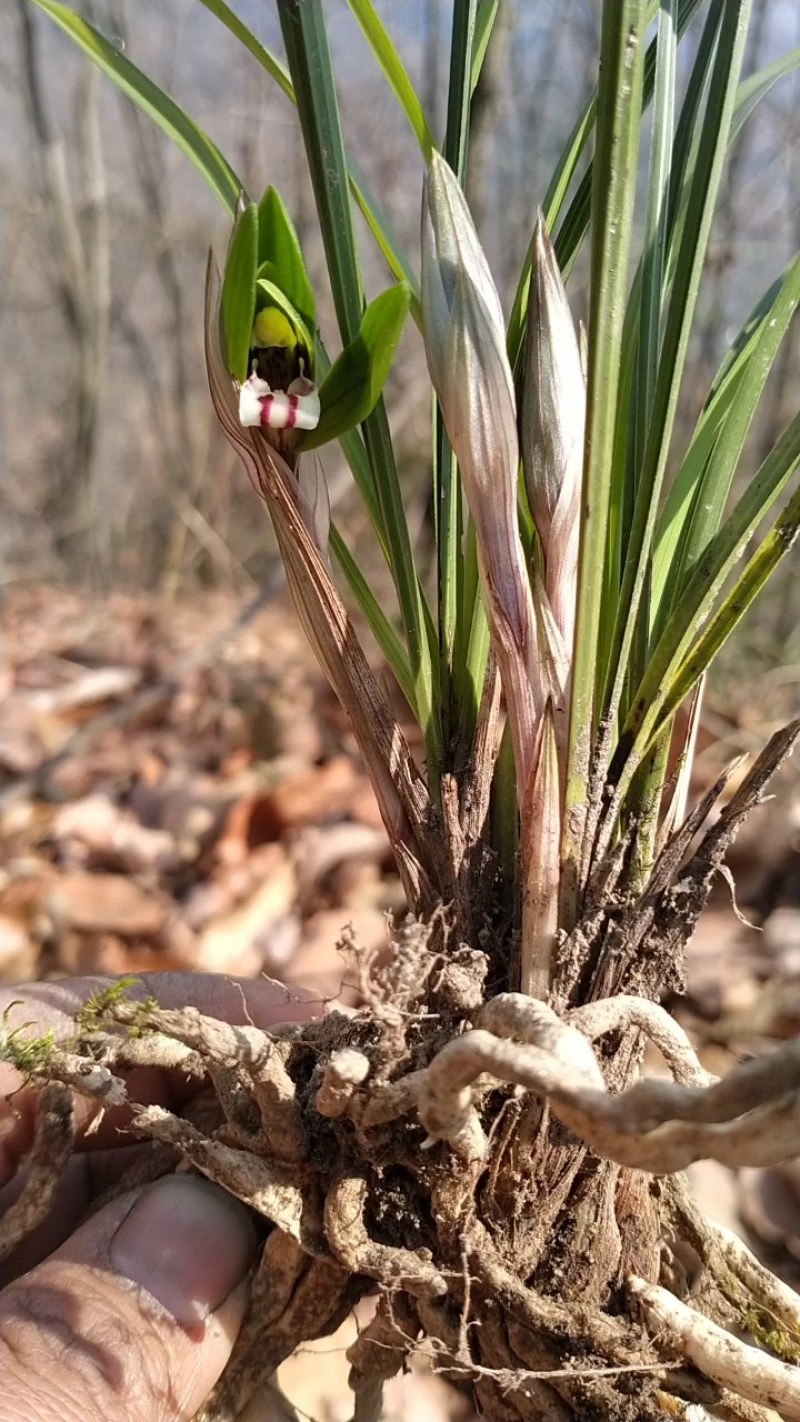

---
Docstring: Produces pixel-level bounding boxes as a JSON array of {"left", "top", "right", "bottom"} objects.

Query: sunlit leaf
[
  {"left": 221, "top": 202, "right": 258, "bottom": 381},
  {"left": 303, "top": 284, "right": 410, "bottom": 450},
  {"left": 257, "top": 186, "right": 316, "bottom": 337},
  {"left": 29, "top": 0, "right": 242, "bottom": 213}
]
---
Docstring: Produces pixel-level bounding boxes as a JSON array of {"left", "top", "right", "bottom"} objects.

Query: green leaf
[
  {"left": 329, "top": 527, "right": 415, "bottom": 711},
  {"left": 507, "top": 0, "right": 704, "bottom": 368},
  {"left": 257, "top": 187, "right": 316, "bottom": 336},
  {"left": 653, "top": 252, "right": 800, "bottom": 632},
  {"left": 255, "top": 277, "right": 314, "bottom": 363},
  {"left": 346, "top": 155, "right": 422, "bottom": 319},
  {"left": 346, "top": 0, "right": 435, "bottom": 160},
  {"left": 651, "top": 270, "right": 785, "bottom": 619},
  {"left": 200, "top": 0, "right": 420, "bottom": 317},
  {"left": 630, "top": 407, "right": 800, "bottom": 757},
  {"left": 28, "top": 0, "right": 242, "bottom": 213},
  {"left": 627, "top": 0, "right": 679, "bottom": 694},
  {"left": 652, "top": 477, "right": 800, "bottom": 743},
  {"left": 197, "top": 0, "right": 295, "bottom": 102},
  {"left": 471, "top": 0, "right": 502, "bottom": 93},
  {"left": 561, "top": 0, "right": 648, "bottom": 920},
  {"left": 437, "top": 1, "right": 477, "bottom": 758},
  {"left": 730, "top": 45, "right": 800, "bottom": 144},
  {"left": 303, "top": 285, "right": 410, "bottom": 450},
  {"left": 279, "top": 0, "right": 441, "bottom": 778},
  {"left": 221, "top": 202, "right": 258, "bottom": 381},
  {"left": 600, "top": 0, "right": 751, "bottom": 726}
]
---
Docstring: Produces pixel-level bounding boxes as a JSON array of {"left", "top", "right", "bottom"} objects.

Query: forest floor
[{"left": 3, "top": 581, "right": 800, "bottom": 1421}]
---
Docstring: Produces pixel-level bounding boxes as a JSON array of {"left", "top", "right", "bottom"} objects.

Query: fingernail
[{"left": 110, "top": 1175, "right": 257, "bottom": 1326}]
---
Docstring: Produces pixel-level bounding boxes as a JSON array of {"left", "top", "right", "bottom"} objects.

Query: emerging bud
[
  {"left": 520, "top": 215, "right": 585, "bottom": 651},
  {"left": 421, "top": 155, "right": 506, "bottom": 405},
  {"left": 421, "top": 154, "right": 553, "bottom": 794}
]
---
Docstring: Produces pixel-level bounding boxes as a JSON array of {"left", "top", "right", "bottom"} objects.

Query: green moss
[
  {"left": 75, "top": 976, "right": 154, "bottom": 1036},
  {"left": 741, "top": 1304, "right": 800, "bottom": 1364},
  {"left": 1, "top": 1002, "right": 58, "bottom": 1077}
]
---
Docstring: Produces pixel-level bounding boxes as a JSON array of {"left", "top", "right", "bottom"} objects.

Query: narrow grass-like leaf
[
  {"left": 437, "top": 0, "right": 478, "bottom": 756},
  {"left": 628, "top": 0, "right": 678, "bottom": 694},
  {"left": 621, "top": 409, "right": 800, "bottom": 784},
  {"left": 221, "top": 202, "right": 258, "bottom": 381},
  {"left": 328, "top": 526, "right": 414, "bottom": 710},
  {"left": 29, "top": 0, "right": 242, "bottom": 213},
  {"left": 198, "top": 0, "right": 294, "bottom": 100},
  {"left": 730, "top": 45, "right": 800, "bottom": 144},
  {"left": 199, "top": 0, "right": 420, "bottom": 314},
  {"left": 346, "top": 0, "right": 435, "bottom": 160},
  {"left": 601, "top": 1, "right": 751, "bottom": 735},
  {"left": 635, "top": 0, "right": 677, "bottom": 495},
  {"left": 662, "top": 0, "right": 723, "bottom": 243},
  {"left": 508, "top": 0, "right": 702, "bottom": 371},
  {"left": 561, "top": 0, "right": 648, "bottom": 921},
  {"left": 666, "top": 251, "right": 800, "bottom": 610},
  {"left": 278, "top": 0, "right": 441, "bottom": 776},
  {"left": 346, "top": 154, "right": 421, "bottom": 316},
  {"left": 651, "top": 268, "right": 788, "bottom": 628},
  {"left": 444, "top": 0, "right": 477, "bottom": 178},
  {"left": 471, "top": 0, "right": 501, "bottom": 94},
  {"left": 303, "top": 284, "right": 410, "bottom": 449},
  {"left": 278, "top": 2, "right": 363, "bottom": 343},
  {"left": 648, "top": 474, "right": 800, "bottom": 748}
]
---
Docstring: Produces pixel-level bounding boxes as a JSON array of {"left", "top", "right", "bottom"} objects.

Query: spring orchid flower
[{"left": 238, "top": 303, "right": 320, "bottom": 454}]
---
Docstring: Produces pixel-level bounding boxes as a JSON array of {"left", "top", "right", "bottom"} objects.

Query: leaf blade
[{"left": 29, "top": 0, "right": 242, "bottom": 213}]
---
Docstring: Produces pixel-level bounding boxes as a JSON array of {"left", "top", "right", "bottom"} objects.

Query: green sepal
[
  {"left": 255, "top": 275, "right": 315, "bottom": 364},
  {"left": 221, "top": 200, "right": 258, "bottom": 381},
  {"left": 301, "top": 283, "right": 409, "bottom": 450},
  {"left": 257, "top": 186, "right": 316, "bottom": 337}
]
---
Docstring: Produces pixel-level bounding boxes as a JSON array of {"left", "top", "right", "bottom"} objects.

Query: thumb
[{"left": 0, "top": 1174, "right": 259, "bottom": 1422}]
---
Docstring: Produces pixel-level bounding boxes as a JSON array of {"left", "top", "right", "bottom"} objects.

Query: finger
[
  {"left": 0, "top": 1174, "right": 259, "bottom": 1422},
  {"left": 1, "top": 1142, "right": 152, "bottom": 1281},
  {"left": 1, "top": 972, "right": 325, "bottom": 1180},
  {"left": 2, "top": 969, "right": 321, "bottom": 1044}
]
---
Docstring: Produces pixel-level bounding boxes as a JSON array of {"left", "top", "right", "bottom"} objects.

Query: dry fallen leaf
[
  {"left": 48, "top": 871, "right": 167, "bottom": 938},
  {"left": 193, "top": 847, "right": 298, "bottom": 977}
]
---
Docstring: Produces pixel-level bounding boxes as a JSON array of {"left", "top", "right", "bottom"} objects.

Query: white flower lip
[{"left": 238, "top": 372, "right": 320, "bottom": 432}]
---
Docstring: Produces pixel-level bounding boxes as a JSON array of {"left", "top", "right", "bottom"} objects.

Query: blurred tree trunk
[{"left": 14, "top": 0, "right": 110, "bottom": 568}]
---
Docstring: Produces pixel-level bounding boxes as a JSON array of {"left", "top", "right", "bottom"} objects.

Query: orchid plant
[
  {"left": 17, "top": 2, "right": 800, "bottom": 1416},
  {"left": 29, "top": 1, "right": 800, "bottom": 1006}
]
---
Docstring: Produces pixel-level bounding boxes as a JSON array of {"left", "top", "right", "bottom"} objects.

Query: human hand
[{"left": 0, "top": 972, "right": 320, "bottom": 1422}]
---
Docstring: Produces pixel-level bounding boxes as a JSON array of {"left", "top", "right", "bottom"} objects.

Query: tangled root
[{"left": 4, "top": 912, "right": 800, "bottom": 1422}]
